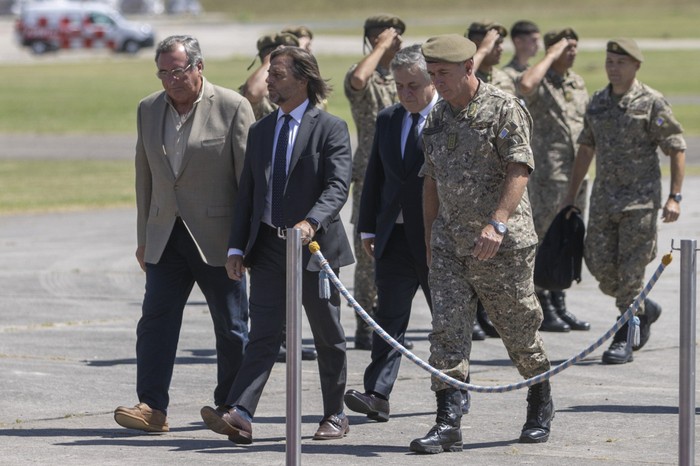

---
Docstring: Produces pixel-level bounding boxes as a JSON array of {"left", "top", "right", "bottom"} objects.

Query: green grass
[
  {"left": 201, "top": 0, "right": 700, "bottom": 38},
  {"left": 0, "top": 159, "right": 134, "bottom": 213},
  {"left": 2, "top": 0, "right": 699, "bottom": 214},
  {"left": 1, "top": 50, "right": 697, "bottom": 135}
]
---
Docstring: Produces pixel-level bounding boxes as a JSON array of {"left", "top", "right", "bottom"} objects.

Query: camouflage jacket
[
  {"left": 502, "top": 57, "right": 527, "bottom": 83},
  {"left": 344, "top": 63, "right": 398, "bottom": 182},
  {"left": 578, "top": 80, "right": 686, "bottom": 212},
  {"left": 476, "top": 67, "right": 516, "bottom": 95},
  {"left": 521, "top": 68, "right": 588, "bottom": 182},
  {"left": 420, "top": 81, "right": 538, "bottom": 256}
]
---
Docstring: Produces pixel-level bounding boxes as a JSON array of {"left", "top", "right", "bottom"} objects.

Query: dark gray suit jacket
[
  {"left": 358, "top": 103, "right": 427, "bottom": 262},
  {"left": 229, "top": 104, "right": 354, "bottom": 270}
]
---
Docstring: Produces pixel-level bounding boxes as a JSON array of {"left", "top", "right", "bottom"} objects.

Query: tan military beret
[
  {"left": 607, "top": 38, "right": 644, "bottom": 63},
  {"left": 466, "top": 21, "right": 507, "bottom": 39},
  {"left": 281, "top": 25, "right": 314, "bottom": 40},
  {"left": 364, "top": 14, "right": 406, "bottom": 35},
  {"left": 256, "top": 32, "right": 299, "bottom": 57},
  {"left": 422, "top": 34, "right": 477, "bottom": 63},
  {"left": 543, "top": 27, "right": 579, "bottom": 48}
]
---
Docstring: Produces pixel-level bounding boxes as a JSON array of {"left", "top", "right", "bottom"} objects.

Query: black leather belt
[{"left": 260, "top": 222, "right": 287, "bottom": 239}]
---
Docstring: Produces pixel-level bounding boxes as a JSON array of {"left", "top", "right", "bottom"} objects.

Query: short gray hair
[
  {"left": 155, "top": 35, "right": 203, "bottom": 67},
  {"left": 391, "top": 44, "right": 429, "bottom": 80}
]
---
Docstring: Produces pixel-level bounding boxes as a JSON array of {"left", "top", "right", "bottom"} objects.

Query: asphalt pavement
[
  {"left": 0, "top": 173, "right": 699, "bottom": 465},
  {"left": 1, "top": 14, "right": 699, "bottom": 465}
]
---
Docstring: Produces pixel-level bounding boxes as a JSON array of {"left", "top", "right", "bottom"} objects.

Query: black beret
[
  {"left": 364, "top": 14, "right": 406, "bottom": 35},
  {"left": 466, "top": 21, "right": 507, "bottom": 39},
  {"left": 543, "top": 27, "right": 579, "bottom": 48}
]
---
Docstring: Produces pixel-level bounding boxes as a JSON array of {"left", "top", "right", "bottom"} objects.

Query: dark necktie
[
  {"left": 271, "top": 114, "right": 292, "bottom": 228},
  {"left": 403, "top": 112, "right": 421, "bottom": 168}
]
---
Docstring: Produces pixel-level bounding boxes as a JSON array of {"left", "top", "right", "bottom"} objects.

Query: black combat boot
[
  {"left": 550, "top": 290, "right": 590, "bottom": 330},
  {"left": 602, "top": 322, "right": 633, "bottom": 364},
  {"left": 409, "top": 389, "right": 463, "bottom": 454},
  {"left": 460, "top": 374, "right": 471, "bottom": 414},
  {"left": 633, "top": 298, "right": 662, "bottom": 351},
  {"left": 472, "top": 317, "right": 486, "bottom": 341},
  {"left": 476, "top": 300, "right": 500, "bottom": 338},
  {"left": 519, "top": 381, "right": 554, "bottom": 443},
  {"left": 537, "top": 290, "right": 570, "bottom": 332}
]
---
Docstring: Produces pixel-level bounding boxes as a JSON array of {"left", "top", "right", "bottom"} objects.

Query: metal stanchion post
[
  {"left": 679, "top": 239, "right": 696, "bottom": 466},
  {"left": 286, "top": 228, "right": 302, "bottom": 466}
]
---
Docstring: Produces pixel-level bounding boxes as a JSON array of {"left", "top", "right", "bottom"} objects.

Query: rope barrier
[{"left": 310, "top": 242, "right": 672, "bottom": 393}]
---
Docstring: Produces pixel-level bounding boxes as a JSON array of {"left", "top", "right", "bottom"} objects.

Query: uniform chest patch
[{"left": 447, "top": 133, "right": 457, "bottom": 150}]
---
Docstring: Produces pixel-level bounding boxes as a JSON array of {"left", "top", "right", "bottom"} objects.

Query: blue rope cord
[{"left": 309, "top": 242, "right": 672, "bottom": 393}]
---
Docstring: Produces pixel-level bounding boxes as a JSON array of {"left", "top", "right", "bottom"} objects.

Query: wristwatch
[
  {"left": 488, "top": 219, "right": 508, "bottom": 236},
  {"left": 669, "top": 193, "right": 683, "bottom": 202}
]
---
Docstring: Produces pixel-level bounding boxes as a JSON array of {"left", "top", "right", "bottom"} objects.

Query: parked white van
[{"left": 15, "top": 1, "right": 155, "bottom": 54}]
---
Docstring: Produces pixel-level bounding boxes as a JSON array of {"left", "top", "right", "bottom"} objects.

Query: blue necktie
[
  {"left": 271, "top": 114, "right": 291, "bottom": 228},
  {"left": 403, "top": 112, "right": 421, "bottom": 168}
]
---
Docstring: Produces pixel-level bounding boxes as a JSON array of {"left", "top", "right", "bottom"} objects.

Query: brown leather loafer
[
  {"left": 312, "top": 414, "right": 349, "bottom": 440},
  {"left": 114, "top": 402, "right": 169, "bottom": 433},
  {"left": 200, "top": 406, "right": 253, "bottom": 444}
]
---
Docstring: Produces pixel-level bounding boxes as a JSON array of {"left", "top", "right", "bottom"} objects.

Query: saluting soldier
[
  {"left": 517, "top": 27, "right": 590, "bottom": 333},
  {"left": 503, "top": 20, "right": 541, "bottom": 83},
  {"left": 344, "top": 14, "right": 404, "bottom": 350},
  {"left": 562, "top": 38, "right": 686, "bottom": 365},
  {"left": 465, "top": 22, "right": 516, "bottom": 94}
]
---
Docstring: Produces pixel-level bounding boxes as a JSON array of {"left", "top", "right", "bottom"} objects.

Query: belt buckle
[{"left": 276, "top": 227, "right": 287, "bottom": 239}]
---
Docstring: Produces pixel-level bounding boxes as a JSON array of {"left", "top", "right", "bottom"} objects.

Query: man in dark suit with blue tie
[
  {"left": 200, "top": 46, "right": 354, "bottom": 443},
  {"left": 343, "top": 45, "right": 439, "bottom": 422}
]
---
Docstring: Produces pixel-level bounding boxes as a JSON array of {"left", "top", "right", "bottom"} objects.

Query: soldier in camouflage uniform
[
  {"left": 344, "top": 14, "right": 403, "bottom": 350},
  {"left": 463, "top": 22, "right": 518, "bottom": 339},
  {"left": 409, "top": 35, "right": 554, "bottom": 454},
  {"left": 517, "top": 27, "right": 590, "bottom": 333},
  {"left": 502, "top": 20, "right": 540, "bottom": 83},
  {"left": 239, "top": 32, "right": 300, "bottom": 121},
  {"left": 563, "top": 38, "right": 686, "bottom": 365},
  {"left": 465, "top": 22, "right": 516, "bottom": 95}
]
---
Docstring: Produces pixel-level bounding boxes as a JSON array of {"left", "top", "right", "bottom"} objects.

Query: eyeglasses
[{"left": 156, "top": 63, "right": 193, "bottom": 80}]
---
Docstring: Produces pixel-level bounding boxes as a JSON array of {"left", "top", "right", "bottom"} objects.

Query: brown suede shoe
[
  {"left": 114, "top": 402, "right": 168, "bottom": 433},
  {"left": 200, "top": 406, "right": 253, "bottom": 444},
  {"left": 312, "top": 414, "right": 349, "bottom": 440}
]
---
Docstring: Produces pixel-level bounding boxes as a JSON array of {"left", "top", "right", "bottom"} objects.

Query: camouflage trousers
[
  {"left": 584, "top": 208, "right": 658, "bottom": 314},
  {"left": 428, "top": 244, "right": 551, "bottom": 391},
  {"left": 351, "top": 181, "right": 377, "bottom": 336}
]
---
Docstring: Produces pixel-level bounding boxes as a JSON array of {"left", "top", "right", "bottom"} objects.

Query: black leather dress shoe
[
  {"left": 344, "top": 389, "right": 390, "bottom": 422},
  {"left": 277, "top": 344, "right": 318, "bottom": 362},
  {"left": 403, "top": 338, "right": 414, "bottom": 350}
]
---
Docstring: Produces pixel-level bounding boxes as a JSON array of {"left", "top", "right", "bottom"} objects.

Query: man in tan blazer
[{"left": 114, "top": 35, "right": 255, "bottom": 433}]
